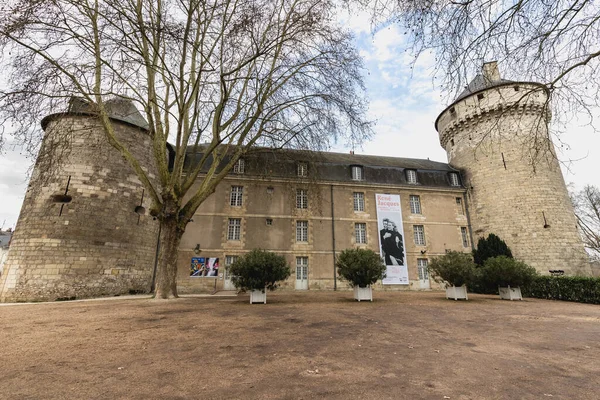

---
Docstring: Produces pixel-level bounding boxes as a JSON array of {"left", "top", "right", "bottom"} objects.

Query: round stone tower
[
  {"left": 436, "top": 62, "right": 589, "bottom": 275},
  {"left": 0, "top": 98, "right": 160, "bottom": 302}
]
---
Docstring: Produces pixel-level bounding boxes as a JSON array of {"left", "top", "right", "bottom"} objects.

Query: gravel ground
[{"left": 1, "top": 291, "right": 599, "bottom": 400}]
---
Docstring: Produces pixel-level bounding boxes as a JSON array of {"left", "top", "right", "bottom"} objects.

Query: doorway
[
  {"left": 295, "top": 256, "right": 308, "bottom": 290},
  {"left": 417, "top": 258, "right": 430, "bottom": 289},
  {"left": 224, "top": 255, "right": 238, "bottom": 290}
]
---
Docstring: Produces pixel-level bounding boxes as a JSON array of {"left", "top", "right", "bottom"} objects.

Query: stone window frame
[
  {"left": 227, "top": 218, "right": 242, "bottom": 241},
  {"left": 296, "top": 220, "right": 309, "bottom": 242},
  {"left": 230, "top": 186, "right": 243, "bottom": 207},
  {"left": 296, "top": 188, "right": 308, "bottom": 209},
  {"left": 355, "top": 222, "right": 367, "bottom": 244},
  {"left": 409, "top": 195, "right": 422, "bottom": 214},
  {"left": 413, "top": 225, "right": 426, "bottom": 246},
  {"left": 353, "top": 192, "right": 365, "bottom": 212}
]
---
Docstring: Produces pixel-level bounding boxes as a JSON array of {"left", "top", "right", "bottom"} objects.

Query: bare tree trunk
[{"left": 154, "top": 214, "right": 183, "bottom": 299}]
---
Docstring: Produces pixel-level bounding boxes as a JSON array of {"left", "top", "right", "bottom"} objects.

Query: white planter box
[
  {"left": 354, "top": 286, "right": 373, "bottom": 302},
  {"left": 499, "top": 286, "right": 522, "bottom": 301},
  {"left": 446, "top": 285, "right": 468, "bottom": 300},
  {"left": 250, "top": 289, "right": 267, "bottom": 304}
]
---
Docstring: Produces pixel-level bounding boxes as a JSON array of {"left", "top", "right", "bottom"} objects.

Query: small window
[
  {"left": 355, "top": 223, "right": 367, "bottom": 244},
  {"left": 417, "top": 259, "right": 429, "bottom": 280},
  {"left": 227, "top": 218, "right": 241, "bottom": 241},
  {"left": 296, "top": 220, "right": 308, "bottom": 242},
  {"left": 450, "top": 138, "right": 455, "bottom": 146},
  {"left": 449, "top": 107, "right": 456, "bottom": 115},
  {"left": 296, "top": 189, "right": 308, "bottom": 209},
  {"left": 233, "top": 158, "right": 245, "bottom": 174},
  {"left": 406, "top": 169, "right": 418, "bottom": 184},
  {"left": 297, "top": 162, "right": 308, "bottom": 177},
  {"left": 351, "top": 165, "right": 363, "bottom": 181},
  {"left": 353, "top": 192, "right": 365, "bottom": 212},
  {"left": 456, "top": 197, "right": 464, "bottom": 215},
  {"left": 409, "top": 195, "right": 421, "bottom": 214},
  {"left": 461, "top": 227, "right": 470, "bottom": 247},
  {"left": 449, "top": 172, "right": 460, "bottom": 187},
  {"left": 266, "top": 186, "right": 274, "bottom": 194},
  {"left": 514, "top": 86, "right": 520, "bottom": 91},
  {"left": 413, "top": 225, "right": 425, "bottom": 246},
  {"left": 230, "top": 186, "right": 243, "bottom": 206},
  {"left": 266, "top": 218, "right": 273, "bottom": 226},
  {"left": 477, "top": 93, "right": 485, "bottom": 100}
]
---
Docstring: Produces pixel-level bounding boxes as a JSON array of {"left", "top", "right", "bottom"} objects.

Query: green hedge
[{"left": 521, "top": 276, "right": 600, "bottom": 304}]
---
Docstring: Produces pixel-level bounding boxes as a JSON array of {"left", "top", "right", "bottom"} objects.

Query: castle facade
[{"left": 0, "top": 63, "right": 590, "bottom": 302}]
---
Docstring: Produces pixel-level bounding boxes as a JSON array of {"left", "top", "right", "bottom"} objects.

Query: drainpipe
[
  {"left": 330, "top": 185, "right": 337, "bottom": 291},
  {"left": 463, "top": 190, "right": 475, "bottom": 251}
]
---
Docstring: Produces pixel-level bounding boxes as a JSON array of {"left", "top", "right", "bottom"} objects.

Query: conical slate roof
[
  {"left": 67, "top": 97, "right": 149, "bottom": 130},
  {"left": 453, "top": 73, "right": 515, "bottom": 103}
]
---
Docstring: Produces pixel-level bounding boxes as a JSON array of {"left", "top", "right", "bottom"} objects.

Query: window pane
[
  {"left": 296, "top": 221, "right": 308, "bottom": 242},
  {"left": 297, "top": 163, "right": 308, "bottom": 177},
  {"left": 296, "top": 189, "right": 308, "bottom": 209},
  {"left": 413, "top": 225, "right": 425, "bottom": 245},
  {"left": 228, "top": 218, "right": 241, "bottom": 240},
  {"left": 406, "top": 169, "right": 418, "bottom": 184},
  {"left": 352, "top": 166, "right": 363, "bottom": 180},
  {"left": 355, "top": 223, "right": 367, "bottom": 244},
  {"left": 230, "top": 186, "right": 243, "bottom": 206},
  {"left": 353, "top": 192, "right": 364, "bottom": 211},
  {"left": 450, "top": 173, "right": 460, "bottom": 186},
  {"left": 409, "top": 195, "right": 421, "bottom": 214},
  {"left": 233, "top": 159, "right": 244, "bottom": 174}
]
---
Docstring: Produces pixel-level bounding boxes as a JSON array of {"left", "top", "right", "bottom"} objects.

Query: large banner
[
  {"left": 190, "top": 257, "right": 220, "bottom": 277},
  {"left": 376, "top": 194, "right": 409, "bottom": 285}
]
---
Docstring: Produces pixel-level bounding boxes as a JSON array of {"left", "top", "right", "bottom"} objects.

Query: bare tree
[
  {"left": 573, "top": 185, "right": 600, "bottom": 260},
  {"left": 359, "top": 0, "right": 600, "bottom": 134},
  {"left": 0, "top": 0, "right": 371, "bottom": 298}
]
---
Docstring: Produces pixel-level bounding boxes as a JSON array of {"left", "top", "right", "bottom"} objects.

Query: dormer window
[
  {"left": 351, "top": 165, "right": 363, "bottom": 181},
  {"left": 233, "top": 158, "right": 245, "bottom": 174},
  {"left": 297, "top": 162, "right": 308, "bottom": 177},
  {"left": 449, "top": 172, "right": 460, "bottom": 186},
  {"left": 406, "top": 169, "right": 417, "bottom": 184}
]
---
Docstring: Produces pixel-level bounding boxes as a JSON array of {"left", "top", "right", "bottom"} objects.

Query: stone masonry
[
  {"left": 0, "top": 106, "right": 160, "bottom": 302},
  {"left": 436, "top": 62, "right": 590, "bottom": 275}
]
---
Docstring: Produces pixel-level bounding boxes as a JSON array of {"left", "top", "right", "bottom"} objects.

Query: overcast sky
[{"left": 1, "top": 11, "right": 599, "bottom": 230}]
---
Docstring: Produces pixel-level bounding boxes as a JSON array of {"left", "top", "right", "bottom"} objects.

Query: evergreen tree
[{"left": 473, "top": 234, "right": 513, "bottom": 266}]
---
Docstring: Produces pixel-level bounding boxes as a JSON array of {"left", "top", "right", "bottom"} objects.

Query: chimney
[{"left": 482, "top": 61, "right": 500, "bottom": 82}]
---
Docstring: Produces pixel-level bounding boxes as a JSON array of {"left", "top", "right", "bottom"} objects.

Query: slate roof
[
  {"left": 184, "top": 147, "right": 462, "bottom": 189},
  {"left": 42, "top": 97, "right": 149, "bottom": 131},
  {"left": 454, "top": 74, "right": 515, "bottom": 103}
]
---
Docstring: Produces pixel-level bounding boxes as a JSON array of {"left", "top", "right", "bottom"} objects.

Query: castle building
[{"left": 0, "top": 62, "right": 590, "bottom": 302}]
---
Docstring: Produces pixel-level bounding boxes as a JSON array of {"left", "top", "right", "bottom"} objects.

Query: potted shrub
[
  {"left": 336, "top": 248, "right": 386, "bottom": 301},
  {"left": 428, "top": 251, "right": 476, "bottom": 300},
  {"left": 228, "top": 249, "right": 291, "bottom": 304},
  {"left": 480, "top": 256, "right": 538, "bottom": 300}
]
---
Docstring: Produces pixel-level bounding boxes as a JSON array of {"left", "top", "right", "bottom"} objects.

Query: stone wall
[
  {"left": 437, "top": 83, "right": 590, "bottom": 275},
  {"left": 176, "top": 177, "right": 468, "bottom": 293},
  {"left": 0, "top": 115, "right": 160, "bottom": 302}
]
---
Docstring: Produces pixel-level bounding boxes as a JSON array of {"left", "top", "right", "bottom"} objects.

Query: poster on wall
[
  {"left": 375, "top": 193, "right": 409, "bottom": 285},
  {"left": 190, "top": 257, "right": 220, "bottom": 277}
]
